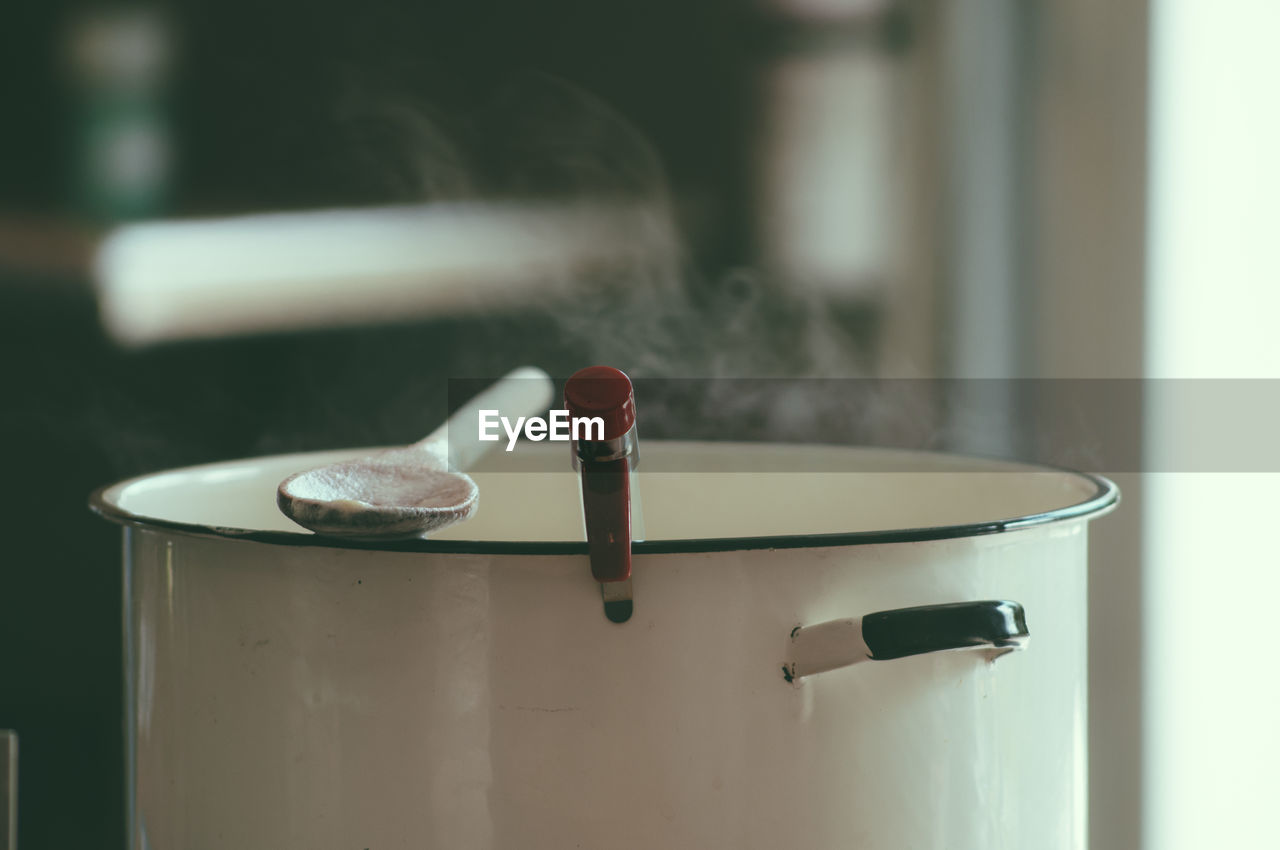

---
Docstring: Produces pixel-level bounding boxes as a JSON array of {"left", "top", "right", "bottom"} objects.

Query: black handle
[
  {"left": 785, "top": 600, "right": 1029, "bottom": 681},
  {"left": 862, "top": 600, "right": 1028, "bottom": 661}
]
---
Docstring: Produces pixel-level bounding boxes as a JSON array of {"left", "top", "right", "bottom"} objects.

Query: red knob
[{"left": 564, "top": 366, "right": 636, "bottom": 442}]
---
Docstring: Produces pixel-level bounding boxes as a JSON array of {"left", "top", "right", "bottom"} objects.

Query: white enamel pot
[{"left": 92, "top": 441, "right": 1116, "bottom": 850}]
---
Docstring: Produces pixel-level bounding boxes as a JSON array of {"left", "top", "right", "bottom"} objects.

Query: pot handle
[{"left": 783, "top": 600, "right": 1028, "bottom": 682}]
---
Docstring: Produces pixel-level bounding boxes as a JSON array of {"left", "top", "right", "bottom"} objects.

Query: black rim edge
[{"left": 87, "top": 469, "right": 1119, "bottom": 556}]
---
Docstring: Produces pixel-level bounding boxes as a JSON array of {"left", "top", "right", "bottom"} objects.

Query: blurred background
[{"left": 1, "top": 0, "right": 1276, "bottom": 848}]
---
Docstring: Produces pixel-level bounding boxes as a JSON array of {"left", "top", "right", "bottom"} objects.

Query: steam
[
  {"left": 323, "top": 70, "right": 887, "bottom": 448},
  {"left": 330, "top": 73, "right": 851, "bottom": 350},
  {"left": 478, "top": 76, "right": 868, "bottom": 381},
  {"left": 329, "top": 76, "right": 476, "bottom": 202}
]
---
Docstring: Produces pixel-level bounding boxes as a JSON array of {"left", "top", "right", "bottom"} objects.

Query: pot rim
[{"left": 88, "top": 444, "right": 1119, "bottom": 555}]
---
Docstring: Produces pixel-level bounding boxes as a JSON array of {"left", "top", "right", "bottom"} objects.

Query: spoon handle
[{"left": 419, "top": 366, "right": 554, "bottom": 470}]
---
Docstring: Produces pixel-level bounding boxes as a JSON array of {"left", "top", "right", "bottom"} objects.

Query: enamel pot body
[{"left": 96, "top": 442, "right": 1115, "bottom": 850}]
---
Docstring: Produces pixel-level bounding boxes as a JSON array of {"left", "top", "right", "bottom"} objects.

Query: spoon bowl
[
  {"left": 277, "top": 447, "right": 479, "bottom": 538},
  {"left": 277, "top": 367, "right": 553, "bottom": 538}
]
